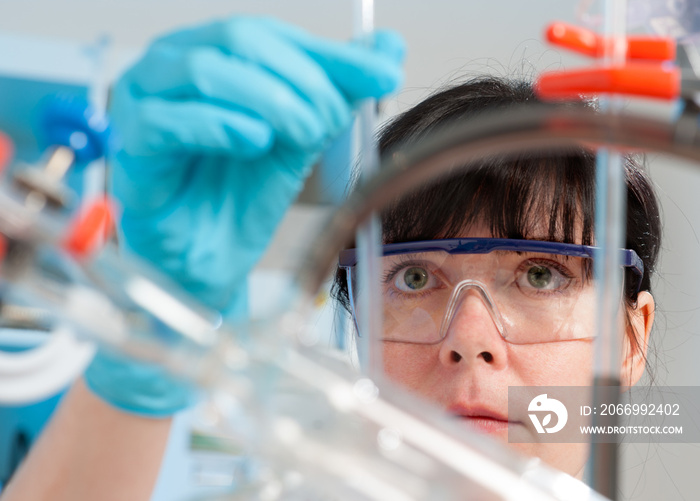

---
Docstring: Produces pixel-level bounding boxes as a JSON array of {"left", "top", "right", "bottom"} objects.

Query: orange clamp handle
[
  {"left": 63, "top": 197, "right": 116, "bottom": 259},
  {"left": 546, "top": 22, "right": 676, "bottom": 61},
  {"left": 0, "top": 234, "right": 8, "bottom": 268},
  {"left": 535, "top": 63, "right": 681, "bottom": 101},
  {"left": 0, "top": 132, "right": 14, "bottom": 174}
]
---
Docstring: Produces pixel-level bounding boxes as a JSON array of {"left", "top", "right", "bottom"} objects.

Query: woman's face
[
  {"left": 382, "top": 311, "right": 594, "bottom": 475},
  {"left": 377, "top": 224, "right": 651, "bottom": 477}
]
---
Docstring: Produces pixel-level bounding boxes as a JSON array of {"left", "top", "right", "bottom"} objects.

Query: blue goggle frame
[{"left": 339, "top": 237, "right": 644, "bottom": 293}]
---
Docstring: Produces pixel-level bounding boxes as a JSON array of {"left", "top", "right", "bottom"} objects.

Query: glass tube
[
  {"left": 590, "top": 1, "right": 628, "bottom": 497},
  {"left": 353, "top": 0, "right": 383, "bottom": 376}
]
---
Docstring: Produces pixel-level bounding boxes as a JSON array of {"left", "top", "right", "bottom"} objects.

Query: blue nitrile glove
[
  {"left": 85, "top": 17, "right": 405, "bottom": 416},
  {"left": 110, "top": 17, "right": 404, "bottom": 316},
  {"left": 85, "top": 349, "right": 197, "bottom": 418}
]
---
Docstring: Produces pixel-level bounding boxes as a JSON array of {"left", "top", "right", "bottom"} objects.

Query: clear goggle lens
[{"left": 342, "top": 239, "right": 642, "bottom": 345}]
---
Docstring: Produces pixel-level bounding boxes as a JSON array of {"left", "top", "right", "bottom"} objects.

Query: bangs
[{"left": 380, "top": 150, "right": 597, "bottom": 247}]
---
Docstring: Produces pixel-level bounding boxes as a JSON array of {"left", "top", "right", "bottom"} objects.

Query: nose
[{"left": 438, "top": 281, "right": 508, "bottom": 368}]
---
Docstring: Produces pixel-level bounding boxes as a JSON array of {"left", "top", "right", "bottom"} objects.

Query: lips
[{"left": 448, "top": 405, "right": 515, "bottom": 434}]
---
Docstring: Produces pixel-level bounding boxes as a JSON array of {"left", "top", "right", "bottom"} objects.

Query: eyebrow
[{"left": 385, "top": 249, "right": 585, "bottom": 264}]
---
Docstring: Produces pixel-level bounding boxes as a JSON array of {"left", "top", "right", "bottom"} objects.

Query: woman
[
  {"left": 1, "top": 17, "right": 658, "bottom": 500},
  {"left": 333, "top": 77, "right": 659, "bottom": 476}
]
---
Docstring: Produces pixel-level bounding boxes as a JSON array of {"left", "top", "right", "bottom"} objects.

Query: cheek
[
  {"left": 507, "top": 340, "right": 594, "bottom": 476},
  {"left": 507, "top": 338, "right": 595, "bottom": 386},
  {"left": 382, "top": 340, "right": 596, "bottom": 390},
  {"left": 381, "top": 338, "right": 595, "bottom": 478},
  {"left": 382, "top": 342, "right": 440, "bottom": 394}
]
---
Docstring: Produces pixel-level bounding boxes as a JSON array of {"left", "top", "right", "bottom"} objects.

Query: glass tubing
[
  {"left": 592, "top": 0, "right": 628, "bottom": 497},
  {"left": 353, "top": 0, "right": 384, "bottom": 375}
]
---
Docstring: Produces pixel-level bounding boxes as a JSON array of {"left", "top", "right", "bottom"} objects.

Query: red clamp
[
  {"left": 545, "top": 22, "right": 675, "bottom": 61},
  {"left": 0, "top": 132, "right": 14, "bottom": 174},
  {"left": 536, "top": 22, "right": 679, "bottom": 101},
  {"left": 63, "top": 197, "right": 117, "bottom": 259}
]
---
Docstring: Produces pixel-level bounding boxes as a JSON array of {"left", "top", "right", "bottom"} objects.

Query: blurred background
[{"left": 0, "top": 1, "right": 699, "bottom": 499}]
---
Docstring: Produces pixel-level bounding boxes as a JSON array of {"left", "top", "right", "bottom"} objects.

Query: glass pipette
[
  {"left": 589, "top": 0, "right": 628, "bottom": 497},
  {"left": 353, "top": 0, "right": 384, "bottom": 376}
]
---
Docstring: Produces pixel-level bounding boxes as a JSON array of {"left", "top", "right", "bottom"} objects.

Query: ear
[{"left": 620, "top": 291, "right": 655, "bottom": 386}]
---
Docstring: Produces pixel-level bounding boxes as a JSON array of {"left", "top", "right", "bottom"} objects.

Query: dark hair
[{"left": 332, "top": 76, "right": 661, "bottom": 336}]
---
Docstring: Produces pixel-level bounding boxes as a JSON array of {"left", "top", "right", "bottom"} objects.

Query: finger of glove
[
  {"left": 125, "top": 45, "right": 333, "bottom": 149},
  {"left": 155, "top": 17, "right": 405, "bottom": 101},
  {"left": 157, "top": 21, "right": 351, "bottom": 136},
  {"left": 282, "top": 27, "right": 405, "bottom": 101},
  {"left": 113, "top": 91, "right": 274, "bottom": 159}
]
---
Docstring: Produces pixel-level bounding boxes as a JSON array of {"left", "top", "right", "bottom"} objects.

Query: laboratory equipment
[
  {"left": 0, "top": 100, "right": 624, "bottom": 501},
  {"left": 0, "top": 96, "right": 111, "bottom": 405},
  {"left": 535, "top": 19, "right": 684, "bottom": 497},
  {"left": 2, "top": 13, "right": 700, "bottom": 501},
  {"left": 353, "top": 0, "right": 384, "bottom": 377}
]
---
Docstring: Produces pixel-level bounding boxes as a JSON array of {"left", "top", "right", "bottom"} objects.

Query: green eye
[
  {"left": 527, "top": 265, "right": 552, "bottom": 289},
  {"left": 403, "top": 267, "right": 429, "bottom": 290}
]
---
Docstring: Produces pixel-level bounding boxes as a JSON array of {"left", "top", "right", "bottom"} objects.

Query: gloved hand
[
  {"left": 85, "top": 17, "right": 405, "bottom": 416},
  {"left": 109, "top": 16, "right": 404, "bottom": 317}
]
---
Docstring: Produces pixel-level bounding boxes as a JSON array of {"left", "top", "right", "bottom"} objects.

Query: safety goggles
[{"left": 339, "top": 238, "right": 643, "bottom": 345}]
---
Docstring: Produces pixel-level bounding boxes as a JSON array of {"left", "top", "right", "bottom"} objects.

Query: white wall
[{"left": 0, "top": 0, "right": 589, "bottom": 113}]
